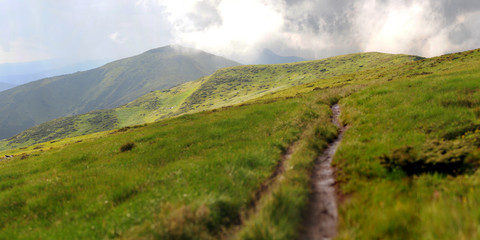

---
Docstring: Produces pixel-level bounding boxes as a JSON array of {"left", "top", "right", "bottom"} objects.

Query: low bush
[
  {"left": 120, "top": 142, "right": 135, "bottom": 152},
  {"left": 379, "top": 139, "right": 479, "bottom": 176}
]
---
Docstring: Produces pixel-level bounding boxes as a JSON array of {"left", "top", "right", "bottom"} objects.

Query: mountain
[
  {"left": 0, "top": 48, "right": 479, "bottom": 239},
  {"left": 1, "top": 52, "right": 421, "bottom": 149},
  {"left": 0, "top": 59, "right": 110, "bottom": 85},
  {"left": 0, "top": 45, "right": 240, "bottom": 139},
  {"left": 0, "top": 82, "right": 16, "bottom": 92},
  {"left": 251, "top": 48, "right": 307, "bottom": 64}
]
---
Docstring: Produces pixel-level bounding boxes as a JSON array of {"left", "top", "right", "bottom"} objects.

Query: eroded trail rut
[{"left": 300, "top": 104, "right": 345, "bottom": 240}]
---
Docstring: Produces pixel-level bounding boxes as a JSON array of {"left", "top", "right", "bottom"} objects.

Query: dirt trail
[
  {"left": 250, "top": 146, "right": 292, "bottom": 209},
  {"left": 300, "top": 104, "right": 345, "bottom": 240},
  {"left": 225, "top": 142, "right": 296, "bottom": 239}
]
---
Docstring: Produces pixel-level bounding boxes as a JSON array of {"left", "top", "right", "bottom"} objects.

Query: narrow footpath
[{"left": 300, "top": 103, "right": 345, "bottom": 240}]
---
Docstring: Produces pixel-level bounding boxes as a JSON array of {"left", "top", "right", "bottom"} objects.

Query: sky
[{"left": 1, "top": 0, "right": 480, "bottom": 64}]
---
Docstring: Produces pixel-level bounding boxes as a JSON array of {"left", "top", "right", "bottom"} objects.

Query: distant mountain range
[
  {"left": 0, "top": 82, "right": 16, "bottom": 92},
  {"left": 0, "top": 45, "right": 240, "bottom": 139},
  {"left": 0, "top": 59, "right": 110, "bottom": 86},
  {"left": 0, "top": 48, "right": 305, "bottom": 88},
  {"left": 251, "top": 48, "right": 308, "bottom": 64}
]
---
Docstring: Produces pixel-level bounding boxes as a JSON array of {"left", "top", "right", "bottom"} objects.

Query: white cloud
[
  {"left": 155, "top": 0, "right": 480, "bottom": 60},
  {"left": 352, "top": 0, "right": 439, "bottom": 56},
  {"left": 1, "top": 0, "right": 479, "bottom": 64},
  {"left": 109, "top": 32, "right": 124, "bottom": 44},
  {"left": 0, "top": 0, "right": 173, "bottom": 64},
  {"left": 351, "top": 0, "right": 480, "bottom": 57},
  {"left": 157, "top": 0, "right": 285, "bottom": 60}
]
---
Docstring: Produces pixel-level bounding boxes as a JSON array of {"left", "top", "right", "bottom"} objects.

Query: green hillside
[
  {"left": 0, "top": 52, "right": 421, "bottom": 150},
  {"left": 0, "top": 87, "right": 336, "bottom": 239},
  {"left": 0, "top": 45, "right": 239, "bottom": 139},
  {"left": 0, "top": 48, "right": 479, "bottom": 239}
]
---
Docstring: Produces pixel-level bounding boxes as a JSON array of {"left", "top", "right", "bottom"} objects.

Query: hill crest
[{"left": 0, "top": 45, "right": 240, "bottom": 139}]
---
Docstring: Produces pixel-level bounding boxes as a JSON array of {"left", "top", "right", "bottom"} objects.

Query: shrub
[
  {"left": 120, "top": 142, "right": 135, "bottom": 152},
  {"left": 379, "top": 139, "right": 479, "bottom": 176}
]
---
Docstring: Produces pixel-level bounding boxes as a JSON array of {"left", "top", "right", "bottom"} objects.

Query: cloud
[
  {"left": 1, "top": 0, "right": 479, "bottom": 64},
  {"left": 155, "top": 0, "right": 480, "bottom": 60},
  {"left": 351, "top": 0, "right": 480, "bottom": 57},
  {"left": 187, "top": 1, "right": 222, "bottom": 31},
  {"left": 157, "top": 0, "right": 285, "bottom": 61},
  {"left": 352, "top": 0, "right": 441, "bottom": 56},
  {"left": 109, "top": 32, "right": 125, "bottom": 44},
  {"left": 0, "top": 0, "right": 173, "bottom": 64}
]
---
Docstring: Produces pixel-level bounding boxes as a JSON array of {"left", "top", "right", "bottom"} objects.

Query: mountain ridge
[
  {"left": 0, "top": 51, "right": 421, "bottom": 149},
  {"left": 0, "top": 45, "right": 240, "bottom": 139},
  {"left": 251, "top": 48, "right": 307, "bottom": 64},
  {"left": 0, "top": 59, "right": 110, "bottom": 85}
]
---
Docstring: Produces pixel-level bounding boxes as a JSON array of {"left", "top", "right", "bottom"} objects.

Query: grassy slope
[
  {"left": 1, "top": 49, "right": 478, "bottom": 239},
  {"left": 178, "top": 52, "right": 421, "bottom": 113},
  {"left": 0, "top": 45, "right": 239, "bottom": 139},
  {"left": 0, "top": 51, "right": 421, "bottom": 239},
  {"left": 231, "top": 48, "right": 480, "bottom": 239},
  {"left": 0, "top": 89, "right": 331, "bottom": 239},
  {"left": 335, "top": 49, "right": 480, "bottom": 239},
  {"left": 0, "top": 52, "right": 420, "bottom": 151}
]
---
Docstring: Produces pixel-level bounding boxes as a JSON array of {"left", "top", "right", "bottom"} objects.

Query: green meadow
[
  {"left": 0, "top": 48, "right": 479, "bottom": 239},
  {"left": 0, "top": 89, "right": 339, "bottom": 239}
]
